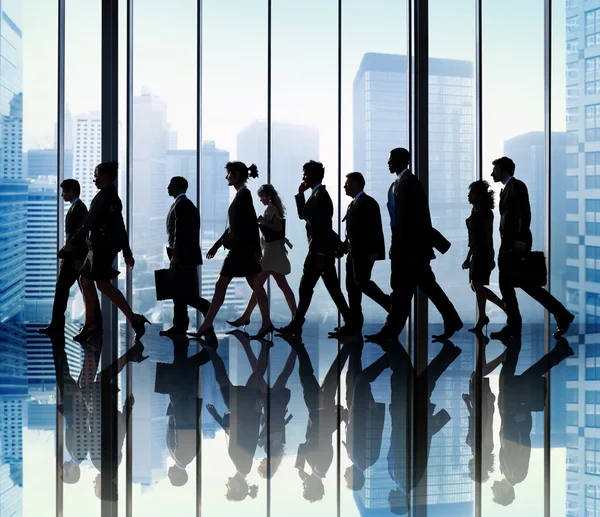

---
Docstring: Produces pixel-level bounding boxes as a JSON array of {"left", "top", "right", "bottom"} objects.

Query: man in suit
[
  {"left": 490, "top": 157, "right": 574, "bottom": 340},
  {"left": 279, "top": 160, "right": 353, "bottom": 336},
  {"left": 160, "top": 176, "right": 211, "bottom": 336},
  {"left": 366, "top": 147, "right": 462, "bottom": 343},
  {"left": 39, "top": 179, "right": 102, "bottom": 335},
  {"left": 332, "top": 172, "right": 389, "bottom": 337}
]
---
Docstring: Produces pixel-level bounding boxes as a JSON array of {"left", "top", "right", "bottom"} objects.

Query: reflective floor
[{"left": 3, "top": 320, "right": 581, "bottom": 516}]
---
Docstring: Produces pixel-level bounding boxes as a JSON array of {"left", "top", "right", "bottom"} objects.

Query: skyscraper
[
  {"left": 73, "top": 112, "right": 101, "bottom": 205},
  {"left": 353, "top": 53, "right": 474, "bottom": 321}
]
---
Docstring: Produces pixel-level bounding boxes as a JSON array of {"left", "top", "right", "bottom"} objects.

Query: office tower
[
  {"left": 26, "top": 148, "right": 73, "bottom": 182},
  {"left": 2, "top": 93, "right": 23, "bottom": 180},
  {"left": 24, "top": 176, "right": 57, "bottom": 322},
  {"left": 353, "top": 53, "right": 474, "bottom": 321},
  {"left": 73, "top": 112, "right": 101, "bottom": 205}
]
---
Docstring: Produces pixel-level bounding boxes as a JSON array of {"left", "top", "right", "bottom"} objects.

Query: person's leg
[
  {"left": 294, "top": 343, "right": 321, "bottom": 413},
  {"left": 172, "top": 297, "right": 190, "bottom": 330},
  {"left": 247, "top": 341, "right": 271, "bottom": 388},
  {"left": 345, "top": 343, "right": 364, "bottom": 409},
  {"left": 96, "top": 281, "right": 135, "bottom": 323},
  {"left": 196, "top": 276, "right": 232, "bottom": 330},
  {"left": 417, "top": 342, "right": 462, "bottom": 398},
  {"left": 80, "top": 276, "right": 101, "bottom": 327},
  {"left": 360, "top": 354, "right": 392, "bottom": 383},
  {"left": 51, "top": 260, "right": 78, "bottom": 327},
  {"left": 498, "top": 252, "right": 522, "bottom": 333},
  {"left": 417, "top": 263, "right": 461, "bottom": 326},
  {"left": 345, "top": 256, "right": 363, "bottom": 328},
  {"left": 353, "top": 256, "right": 389, "bottom": 313},
  {"left": 205, "top": 346, "right": 233, "bottom": 407},
  {"left": 272, "top": 349, "right": 297, "bottom": 391},
  {"left": 473, "top": 282, "right": 487, "bottom": 323},
  {"left": 233, "top": 271, "right": 269, "bottom": 325},
  {"left": 272, "top": 272, "right": 297, "bottom": 318},
  {"left": 520, "top": 283, "right": 571, "bottom": 320},
  {"left": 385, "top": 262, "right": 417, "bottom": 336},
  {"left": 321, "top": 344, "right": 352, "bottom": 399},
  {"left": 291, "top": 253, "right": 321, "bottom": 326},
  {"left": 482, "top": 286, "right": 505, "bottom": 312},
  {"left": 246, "top": 273, "right": 273, "bottom": 332},
  {"left": 321, "top": 256, "right": 352, "bottom": 323}
]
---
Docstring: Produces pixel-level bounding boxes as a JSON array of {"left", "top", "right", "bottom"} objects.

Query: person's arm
[
  {"left": 206, "top": 403, "right": 225, "bottom": 430},
  {"left": 295, "top": 192, "right": 307, "bottom": 220},
  {"left": 172, "top": 202, "right": 185, "bottom": 263},
  {"left": 295, "top": 443, "right": 307, "bottom": 471},
  {"left": 515, "top": 182, "right": 531, "bottom": 248},
  {"left": 309, "top": 190, "right": 334, "bottom": 254},
  {"left": 367, "top": 198, "right": 385, "bottom": 260},
  {"left": 67, "top": 190, "right": 106, "bottom": 247},
  {"left": 259, "top": 208, "right": 283, "bottom": 232}
]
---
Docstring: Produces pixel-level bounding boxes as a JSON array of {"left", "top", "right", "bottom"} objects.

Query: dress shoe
[
  {"left": 432, "top": 320, "right": 463, "bottom": 341},
  {"left": 365, "top": 327, "right": 398, "bottom": 343},
  {"left": 490, "top": 325, "right": 520, "bottom": 341},
  {"left": 554, "top": 312, "right": 575, "bottom": 339},
  {"left": 187, "top": 326, "right": 216, "bottom": 340},
  {"left": 37, "top": 325, "right": 60, "bottom": 336},
  {"left": 250, "top": 323, "right": 276, "bottom": 340},
  {"left": 132, "top": 314, "right": 151, "bottom": 340},
  {"left": 328, "top": 325, "right": 361, "bottom": 338},
  {"left": 159, "top": 326, "right": 187, "bottom": 337},
  {"left": 468, "top": 315, "right": 490, "bottom": 333},
  {"left": 277, "top": 322, "right": 303, "bottom": 337}
]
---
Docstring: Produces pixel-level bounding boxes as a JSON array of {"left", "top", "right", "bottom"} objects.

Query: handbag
[
  {"left": 154, "top": 266, "right": 199, "bottom": 301},
  {"left": 503, "top": 251, "right": 547, "bottom": 287}
]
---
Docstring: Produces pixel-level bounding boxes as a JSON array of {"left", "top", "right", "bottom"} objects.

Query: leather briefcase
[
  {"left": 502, "top": 251, "right": 547, "bottom": 287},
  {"left": 154, "top": 267, "right": 199, "bottom": 301}
]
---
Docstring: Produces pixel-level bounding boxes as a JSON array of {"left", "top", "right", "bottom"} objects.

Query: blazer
[
  {"left": 498, "top": 177, "right": 533, "bottom": 253},
  {"left": 389, "top": 171, "right": 435, "bottom": 263},
  {"left": 65, "top": 199, "right": 89, "bottom": 261},
  {"left": 216, "top": 187, "right": 260, "bottom": 252},
  {"left": 295, "top": 185, "right": 340, "bottom": 255},
  {"left": 345, "top": 399, "right": 385, "bottom": 470},
  {"left": 167, "top": 195, "right": 203, "bottom": 266},
  {"left": 72, "top": 183, "right": 132, "bottom": 257},
  {"left": 343, "top": 192, "right": 385, "bottom": 260}
]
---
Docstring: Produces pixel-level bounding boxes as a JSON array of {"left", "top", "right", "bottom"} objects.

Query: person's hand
[
  {"left": 125, "top": 394, "right": 135, "bottom": 408},
  {"left": 206, "top": 403, "right": 218, "bottom": 416},
  {"left": 206, "top": 244, "right": 219, "bottom": 259},
  {"left": 513, "top": 241, "right": 527, "bottom": 252},
  {"left": 462, "top": 258, "right": 470, "bottom": 270},
  {"left": 368, "top": 253, "right": 378, "bottom": 264},
  {"left": 125, "top": 255, "right": 135, "bottom": 269},
  {"left": 257, "top": 215, "right": 266, "bottom": 225},
  {"left": 170, "top": 257, "right": 180, "bottom": 267},
  {"left": 298, "top": 182, "right": 309, "bottom": 195},
  {"left": 256, "top": 251, "right": 263, "bottom": 264},
  {"left": 488, "top": 258, "right": 496, "bottom": 271}
]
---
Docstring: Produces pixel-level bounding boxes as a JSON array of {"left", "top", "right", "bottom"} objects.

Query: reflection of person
[
  {"left": 279, "top": 160, "right": 352, "bottom": 336},
  {"left": 40, "top": 179, "right": 102, "bottom": 336},
  {"left": 228, "top": 184, "right": 296, "bottom": 330},
  {"left": 367, "top": 148, "right": 462, "bottom": 343},
  {"left": 191, "top": 162, "right": 274, "bottom": 340},
  {"left": 462, "top": 180, "right": 505, "bottom": 332},
  {"left": 462, "top": 330, "right": 504, "bottom": 482},
  {"left": 492, "top": 337, "right": 573, "bottom": 506},
  {"left": 155, "top": 335, "right": 210, "bottom": 486},
  {"left": 281, "top": 335, "right": 352, "bottom": 502},
  {"left": 204, "top": 336, "right": 271, "bottom": 501},
  {"left": 490, "top": 157, "right": 574, "bottom": 340},
  {"left": 343, "top": 339, "right": 390, "bottom": 490},
  {"left": 61, "top": 162, "right": 149, "bottom": 343},
  {"left": 159, "top": 176, "right": 211, "bottom": 337},
  {"left": 386, "top": 340, "right": 461, "bottom": 515},
  {"left": 333, "top": 173, "right": 388, "bottom": 337}
]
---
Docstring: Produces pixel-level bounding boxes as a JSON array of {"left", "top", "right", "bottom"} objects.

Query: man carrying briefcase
[{"left": 159, "top": 176, "right": 210, "bottom": 336}]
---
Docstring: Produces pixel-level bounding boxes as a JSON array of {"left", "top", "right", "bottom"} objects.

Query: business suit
[
  {"left": 498, "top": 178, "right": 570, "bottom": 335},
  {"left": 385, "top": 170, "right": 461, "bottom": 336},
  {"left": 292, "top": 185, "right": 351, "bottom": 327},
  {"left": 49, "top": 199, "right": 102, "bottom": 329},
  {"left": 343, "top": 192, "right": 389, "bottom": 327},
  {"left": 167, "top": 194, "right": 210, "bottom": 329}
]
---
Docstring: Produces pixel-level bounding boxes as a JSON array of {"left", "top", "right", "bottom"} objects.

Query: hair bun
[{"left": 248, "top": 164, "right": 259, "bottom": 179}]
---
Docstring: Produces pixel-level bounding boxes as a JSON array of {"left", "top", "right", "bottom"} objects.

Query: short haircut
[
  {"left": 390, "top": 147, "right": 410, "bottom": 168},
  {"left": 170, "top": 176, "right": 188, "bottom": 192},
  {"left": 96, "top": 161, "right": 119, "bottom": 182},
  {"left": 492, "top": 156, "right": 516, "bottom": 176},
  {"left": 303, "top": 160, "right": 325, "bottom": 183},
  {"left": 346, "top": 172, "right": 365, "bottom": 190},
  {"left": 60, "top": 179, "right": 81, "bottom": 197}
]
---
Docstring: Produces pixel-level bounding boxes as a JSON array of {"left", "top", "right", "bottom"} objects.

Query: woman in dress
[
  {"left": 190, "top": 162, "right": 274, "bottom": 339},
  {"left": 227, "top": 183, "right": 296, "bottom": 330},
  {"left": 462, "top": 180, "right": 505, "bottom": 332},
  {"left": 62, "top": 162, "right": 150, "bottom": 342}
]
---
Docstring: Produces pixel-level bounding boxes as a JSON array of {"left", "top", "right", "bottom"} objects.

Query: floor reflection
[{"left": 7, "top": 321, "right": 583, "bottom": 515}]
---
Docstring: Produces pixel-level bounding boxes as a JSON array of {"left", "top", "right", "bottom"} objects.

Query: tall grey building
[
  {"left": 73, "top": 112, "right": 101, "bottom": 205},
  {"left": 353, "top": 53, "right": 474, "bottom": 322}
]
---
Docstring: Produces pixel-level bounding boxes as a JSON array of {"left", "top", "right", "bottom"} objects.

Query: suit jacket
[
  {"left": 343, "top": 193, "right": 385, "bottom": 260},
  {"left": 65, "top": 199, "right": 89, "bottom": 261},
  {"left": 167, "top": 195, "right": 202, "bottom": 266},
  {"left": 72, "top": 184, "right": 132, "bottom": 257},
  {"left": 216, "top": 187, "right": 260, "bottom": 252},
  {"left": 166, "top": 396, "right": 201, "bottom": 468},
  {"left": 295, "top": 185, "right": 339, "bottom": 255},
  {"left": 498, "top": 177, "right": 532, "bottom": 253},
  {"left": 389, "top": 171, "right": 435, "bottom": 263}
]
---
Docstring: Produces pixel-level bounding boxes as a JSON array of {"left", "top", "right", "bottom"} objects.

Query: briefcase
[
  {"left": 154, "top": 267, "right": 199, "bottom": 301},
  {"left": 431, "top": 228, "right": 451, "bottom": 255},
  {"left": 504, "top": 251, "right": 547, "bottom": 287}
]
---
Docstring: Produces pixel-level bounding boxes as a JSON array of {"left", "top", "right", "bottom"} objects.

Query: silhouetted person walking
[
  {"left": 332, "top": 173, "right": 389, "bottom": 338},
  {"left": 61, "top": 162, "right": 150, "bottom": 342},
  {"left": 490, "top": 157, "right": 574, "bottom": 340},
  {"left": 159, "top": 176, "right": 211, "bottom": 336},
  {"left": 279, "top": 160, "right": 352, "bottom": 336},
  {"left": 190, "top": 162, "right": 273, "bottom": 340},
  {"left": 39, "top": 179, "right": 102, "bottom": 335},
  {"left": 491, "top": 337, "right": 573, "bottom": 506},
  {"left": 366, "top": 148, "right": 462, "bottom": 343},
  {"left": 462, "top": 180, "right": 505, "bottom": 332},
  {"left": 227, "top": 183, "right": 297, "bottom": 330}
]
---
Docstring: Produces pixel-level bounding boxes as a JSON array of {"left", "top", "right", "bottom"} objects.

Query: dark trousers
[
  {"left": 385, "top": 259, "right": 460, "bottom": 336},
  {"left": 346, "top": 254, "right": 390, "bottom": 328},
  {"left": 172, "top": 266, "right": 210, "bottom": 329},
  {"left": 498, "top": 251, "right": 569, "bottom": 334},
  {"left": 51, "top": 259, "right": 102, "bottom": 327},
  {"left": 294, "top": 251, "right": 351, "bottom": 325}
]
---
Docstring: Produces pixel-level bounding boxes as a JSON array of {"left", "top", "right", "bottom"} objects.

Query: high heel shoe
[
  {"left": 187, "top": 326, "right": 215, "bottom": 340},
  {"left": 226, "top": 318, "right": 250, "bottom": 329},
  {"left": 250, "top": 323, "right": 275, "bottom": 340},
  {"left": 73, "top": 323, "right": 100, "bottom": 344},
  {"left": 131, "top": 314, "right": 151, "bottom": 340},
  {"left": 126, "top": 341, "right": 149, "bottom": 363},
  {"left": 468, "top": 315, "right": 490, "bottom": 333}
]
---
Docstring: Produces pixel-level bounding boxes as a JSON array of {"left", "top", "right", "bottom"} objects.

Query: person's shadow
[
  {"left": 154, "top": 335, "right": 210, "bottom": 487},
  {"left": 492, "top": 337, "right": 574, "bottom": 506},
  {"left": 386, "top": 339, "right": 462, "bottom": 516}
]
